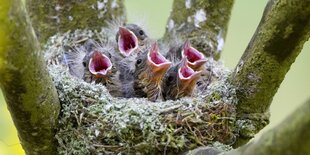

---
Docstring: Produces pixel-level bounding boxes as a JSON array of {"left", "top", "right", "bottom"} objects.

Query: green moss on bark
[
  {"left": 0, "top": 0, "right": 60, "bottom": 154},
  {"left": 231, "top": 0, "right": 310, "bottom": 146},
  {"left": 26, "top": 0, "right": 126, "bottom": 43},
  {"left": 163, "top": 0, "right": 234, "bottom": 59}
]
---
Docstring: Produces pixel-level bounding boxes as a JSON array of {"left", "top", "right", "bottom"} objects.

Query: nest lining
[{"left": 44, "top": 29, "right": 238, "bottom": 154}]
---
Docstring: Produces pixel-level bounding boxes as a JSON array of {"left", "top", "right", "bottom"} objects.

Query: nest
[{"left": 44, "top": 29, "right": 238, "bottom": 154}]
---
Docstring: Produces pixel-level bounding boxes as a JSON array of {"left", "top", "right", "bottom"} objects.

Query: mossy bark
[
  {"left": 231, "top": 0, "right": 310, "bottom": 146},
  {"left": 0, "top": 0, "right": 60, "bottom": 154},
  {"left": 26, "top": 0, "right": 126, "bottom": 43},
  {"left": 224, "top": 98, "right": 310, "bottom": 155},
  {"left": 163, "top": 0, "right": 234, "bottom": 59}
]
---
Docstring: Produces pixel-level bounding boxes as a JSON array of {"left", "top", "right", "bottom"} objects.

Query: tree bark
[
  {"left": 224, "top": 98, "right": 310, "bottom": 155},
  {"left": 163, "top": 0, "right": 234, "bottom": 59},
  {"left": 231, "top": 0, "right": 310, "bottom": 146},
  {"left": 26, "top": 0, "right": 126, "bottom": 43},
  {"left": 0, "top": 0, "right": 60, "bottom": 154}
]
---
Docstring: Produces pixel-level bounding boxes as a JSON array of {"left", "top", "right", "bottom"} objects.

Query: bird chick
[
  {"left": 116, "top": 24, "right": 149, "bottom": 57},
  {"left": 166, "top": 40, "right": 207, "bottom": 71},
  {"left": 133, "top": 42, "right": 172, "bottom": 101},
  {"left": 117, "top": 26, "right": 139, "bottom": 57},
  {"left": 115, "top": 24, "right": 153, "bottom": 76},
  {"left": 182, "top": 41, "right": 208, "bottom": 71},
  {"left": 82, "top": 50, "right": 113, "bottom": 84},
  {"left": 113, "top": 25, "right": 149, "bottom": 97},
  {"left": 161, "top": 58, "right": 202, "bottom": 101},
  {"left": 81, "top": 40, "right": 124, "bottom": 97},
  {"left": 64, "top": 45, "right": 88, "bottom": 79},
  {"left": 124, "top": 24, "right": 148, "bottom": 47}
]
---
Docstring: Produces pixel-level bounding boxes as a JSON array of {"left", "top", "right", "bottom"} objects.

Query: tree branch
[
  {"left": 26, "top": 0, "right": 126, "bottom": 43},
  {"left": 163, "top": 0, "right": 234, "bottom": 59},
  {"left": 230, "top": 0, "right": 310, "bottom": 145},
  {"left": 0, "top": 0, "right": 60, "bottom": 154},
  {"left": 224, "top": 98, "right": 310, "bottom": 155}
]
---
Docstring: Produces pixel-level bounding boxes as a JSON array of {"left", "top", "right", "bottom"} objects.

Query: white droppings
[
  {"left": 194, "top": 9, "right": 207, "bottom": 27},
  {"left": 91, "top": 4, "right": 96, "bottom": 10},
  {"left": 168, "top": 19, "right": 175, "bottom": 32},
  {"left": 217, "top": 31, "right": 224, "bottom": 52},
  {"left": 185, "top": 0, "right": 192, "bottom": 9},
  {"left": 97, "top": 1, "right": 105, "bottom": 10},
  {"left": 55, "top": 4, "right": 61, "bottom": 11},
  {"left": 68, "top": 16, "right": 73, "bottom": 21},
  {"left": 187, "top": 16, "right": 192, "bottom": 22},
  {"left": 111, "top": 0, "right": 118, "bottom": 8},
  {"left": 95, "top": 130, "right": 100, "bottom": 137}
]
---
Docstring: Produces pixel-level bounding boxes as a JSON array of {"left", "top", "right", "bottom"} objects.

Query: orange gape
[
  {"left": 161, "top": 58, "right": 202, "bottom": 101},
  {"left": 133, "top": 42, "right": 172, "bottom": 101}
]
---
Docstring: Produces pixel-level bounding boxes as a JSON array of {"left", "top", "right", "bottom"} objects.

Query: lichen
[
  {"left": 44, "top": 29, "right": 238, "bottom": 154},
  {"left": 185, "top": 0, "right": 192, "bottom": 9},
  {"left": 26, "top": 0, "right": 126, "bottom": 43},
  {"left": 193, "top": 9, "right": 207, "bottom": 28}
]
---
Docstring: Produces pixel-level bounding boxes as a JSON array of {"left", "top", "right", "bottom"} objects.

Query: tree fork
[
  {"left": 0, "top": 0, "right": 60, "bottom": 154},
  {"left": 231, "top": 0, "right": 310, "bottom": 146}
]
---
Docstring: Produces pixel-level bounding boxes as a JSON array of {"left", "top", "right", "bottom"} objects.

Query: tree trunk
[
  {"left": 0, "top": 0, "right": 60, "bottom": 154},
  {"left": 26, "top": 0, "right": 126, "bottom": 43},
  {"left": 163, "top": 0, "right": 234, "bottom": 59},
  {"left": 231, "top": 0, "right": 310, "bottom": 146}
]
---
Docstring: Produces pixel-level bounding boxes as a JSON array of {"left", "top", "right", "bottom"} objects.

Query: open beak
[
  {"left": 178, "top": 58, "right": 202, "bottom": 88},
  {"left": 88, "top": 51, "right": 112, "bottom": 77},
  {"left": 118, "top": 27, "right": 139, "bottom": 57},
  {"left": 182, "top": 40, "right": 207, "bottom": 70},
  {"left": 147, "top": 42, "right": 172, "bottom": 79}
]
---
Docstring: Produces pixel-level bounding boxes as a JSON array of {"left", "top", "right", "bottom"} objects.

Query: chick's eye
[
  {"left": 167, "top": 75, "right": 174, "bottom": 82},
  {"left": 136, "top": 59, "right": 142, "bottom": 65},
  {"left": 82, "top": 62, "right": 86, "bottom": 67},
  {"left": 138, "top": 30, "right": 144, "bottom": 36}
]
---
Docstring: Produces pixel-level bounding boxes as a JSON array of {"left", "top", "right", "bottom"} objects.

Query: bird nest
[{"left": 44, "top": 29, "right": 238, "bottom": 154}]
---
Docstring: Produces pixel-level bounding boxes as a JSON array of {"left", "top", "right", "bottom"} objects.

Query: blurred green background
[{"left": 1, "top": 1, "right": 309, "bottom": 154}]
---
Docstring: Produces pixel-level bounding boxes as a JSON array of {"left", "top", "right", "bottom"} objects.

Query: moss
[
  {"left": 43, "top": 29, "right": 240, "bottom": 154},
  {"left": 0, "top": 1, "right": 11, "bottom": 73},
  {"left": 26, "top": 0, "right": 126, "bottom": 43},
  {"left": 228, "top": 0, "right": 310, "bottom": 147},
  {"left": 232, "top": 0, "right": 310, "bottom": 114},
  {"left": 0, "top": 0, "right": 60, "bottom": 154}
]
